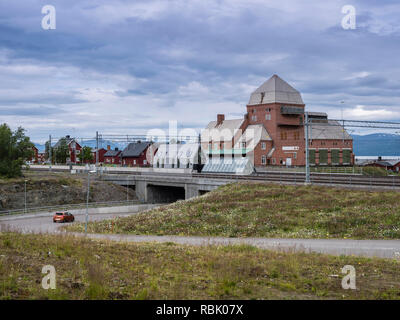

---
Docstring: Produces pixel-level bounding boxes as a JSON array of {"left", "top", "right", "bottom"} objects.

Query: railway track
[
  {"left": 29, "top": 166, "right": 400, "bottom": 189},
  {"left": 192, "top": 171, "right": 400, "bottom": 188}
]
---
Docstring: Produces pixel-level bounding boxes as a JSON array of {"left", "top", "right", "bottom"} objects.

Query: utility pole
[
  {"left": 341, "top": 101, "right": 345, "bottom": 143},
  {"left": 305, "top": 112, "right": 310, "bottom": 184},
  {"left": 49, "top": 135, "right": 52, "bottom": 172},
  {"left": 24, "top": 179, "right": 27, "bottom": 214},
  {"left": 85, "top": 170, "right": 96, "bottom": 234},
  {"left": 96, "top": 131, "right": 99, "bottom": 168}
]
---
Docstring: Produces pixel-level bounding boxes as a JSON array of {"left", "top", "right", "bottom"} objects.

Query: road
[{"left": 2, "top": 210, "right": 400, "bottom": 260}]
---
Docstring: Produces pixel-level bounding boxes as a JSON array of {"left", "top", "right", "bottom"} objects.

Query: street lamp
[
  {"left": 24, "top": 179, "right": 27, "bottom": 214},
  {"left": 85, "top": 169, "right": 97, "bottom": 234},
  {"left": 126, "top": 175, "right": 129, "bottom": 202}
]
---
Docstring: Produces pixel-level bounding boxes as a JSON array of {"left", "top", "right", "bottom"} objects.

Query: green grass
[
  {"left": 1, "top": 232, "right": 400, "bottom": 300},
  {"left": 67, "top": 182, "right": 400, "bottom": 239}
]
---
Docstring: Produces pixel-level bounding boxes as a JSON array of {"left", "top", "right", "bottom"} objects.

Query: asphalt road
[
  {"left": 0, "top": 212, "right": 135, "bottom": 234},
  {"left": 2, "top": 211, "right": 400, "bottom": 260}
]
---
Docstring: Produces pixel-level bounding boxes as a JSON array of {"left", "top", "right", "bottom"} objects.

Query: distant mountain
[
  {"left": 34, "top": 139, "right": 126, "bottom": 153},
  {"left": 352, "top": 133, "right": 400, "bottom": 156},
  {"left": 34, "top": 133, "right": 400, "bottom": 157}
]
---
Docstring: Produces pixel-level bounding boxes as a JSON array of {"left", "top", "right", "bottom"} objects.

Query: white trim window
[
  {"left": 261, "top": 155, "right": 266, "bottom": 165},
  {"left": 265, "top": 114, "right": 271, "bottom": 120},
  {"left": 261, "top": 142, "right": 266, "bottom": 150}
]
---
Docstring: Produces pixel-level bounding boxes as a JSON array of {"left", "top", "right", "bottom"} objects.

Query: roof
[
  {"left": 154, "top": 143, "right": 200, "bottom": 162},
  {"left": 307, "top": 112, "right": 328, "bottom": 118},
  {"left": 309, "top": 120, "right": 352, "bottom": 140},
  {"left": 121, "top": 142, "right": 151, "bottom": 158},
  {"left": 54, "top": 137, "right": 78, "bottom": 148},
  {"left": 375, "top": 160, "right": 400, "bottom": 167},
  {"left": 245, "top": 124, "right": 271, "bottom": 141},
  {"left": 202, "top": 157, "right": 254, "bottom": 175},
  {"left": 248, "top": 74, "right": 304, "bottom": 106},
  {"left": 104, "top": 149, "right": 121, "bottom": 157},
  {"left": 202, "top": 118, "right": 244, "bottom": 142}
]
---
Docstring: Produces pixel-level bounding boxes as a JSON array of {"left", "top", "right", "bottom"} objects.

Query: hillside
[
  {"left": 67, "top": 182, "right": 400, "bottom": 240},
  {"left": 352, "top": 133, "right": 400, "bottom": 156},
  {"left": 0, "top": 171, "right": 135, "bottom": 211},
  {"left": 1, "top": 232, "right": 400, "bottom": 299}
]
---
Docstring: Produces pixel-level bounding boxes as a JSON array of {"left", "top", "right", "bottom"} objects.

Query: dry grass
[
  {"left": 67, "top": 182, "right": 400, "bottom": 239},
  {"left": 1, "top": 232, "right": 400, "bottom": 300}
]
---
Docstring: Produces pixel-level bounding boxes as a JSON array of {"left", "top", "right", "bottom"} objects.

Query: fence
[{"left": 0, "top": 199, "right": 143, "bottom": 217}]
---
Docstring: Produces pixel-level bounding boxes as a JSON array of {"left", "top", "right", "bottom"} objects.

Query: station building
[{"left": 202, "top": 74, "right": 354, "bottom": 167}]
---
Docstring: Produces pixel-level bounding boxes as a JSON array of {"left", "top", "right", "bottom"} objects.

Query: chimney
[
  {"left": 107, "top": 145, "right": 111, "bottom": 150},
  {"left": 66, "top": 135, "right": 70, "bottom": 139},
  {"left": 217, "top": 114, "right": 225, "bottom": 125}
]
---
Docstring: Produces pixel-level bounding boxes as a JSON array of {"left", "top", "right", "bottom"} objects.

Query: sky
[{"left": 0, "top": 0, "right": 400, "bottom": 143}]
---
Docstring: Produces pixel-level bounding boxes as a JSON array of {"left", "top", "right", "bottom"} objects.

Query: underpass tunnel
[{"left": 146, "top": 184, "right": 185, "bottom": 203}]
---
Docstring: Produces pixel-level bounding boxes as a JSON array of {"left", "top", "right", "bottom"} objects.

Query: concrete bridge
[{"left": 101, "top": 173, "right": 232, "bottom": 203}]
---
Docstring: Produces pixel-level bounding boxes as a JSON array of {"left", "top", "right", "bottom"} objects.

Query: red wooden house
[
  {"left": 121, "top": 141, "right": 152, "bottom": 167},
  {"left": 54, "top": 135, "right": 82, "bottom": 164},
  {"left": 30, "top": 146, "right": 39, "bottom": 163},
  {"left": 90, "top": 148, "right": 107, "bottom": 164},
  {"left": 104, "top": 147, "right": 122, "bottom": 165}
]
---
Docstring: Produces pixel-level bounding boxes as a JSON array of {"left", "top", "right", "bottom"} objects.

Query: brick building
[{"left": 203, "top": 74, "right": 353, "bottom": 167}]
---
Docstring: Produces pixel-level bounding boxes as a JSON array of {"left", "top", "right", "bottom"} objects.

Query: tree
[
  {"left": 79, "top": 146, "right": 93, "bottom": 163},
  {"left": 54, "top": 138, "right": 69, "bottom": 164},
  {"left": 0, "top": 123, "right": 34, "bottom": 178}
]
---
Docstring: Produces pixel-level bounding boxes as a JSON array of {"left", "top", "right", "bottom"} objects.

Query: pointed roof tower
[{"left": 248, "top": 74, "right": 304, "bottom": 106}]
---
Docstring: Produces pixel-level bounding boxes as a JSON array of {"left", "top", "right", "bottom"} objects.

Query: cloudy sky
[{"left": 1, "top": 0, "right": 399, "bottom": 142}]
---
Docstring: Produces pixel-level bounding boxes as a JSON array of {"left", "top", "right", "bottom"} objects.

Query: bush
[{"left": 362, "top": 166, "right": 389, "bottom": 176}]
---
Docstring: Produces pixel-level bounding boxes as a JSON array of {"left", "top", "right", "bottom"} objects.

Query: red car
[{"left": 53, "top": 211, "right": 75, "bottom": 223}]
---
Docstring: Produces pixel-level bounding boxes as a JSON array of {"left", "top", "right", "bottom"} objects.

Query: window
[
  {"left": 293, "top": 152, "right": 297, "bottom": 159},
  {"left": 252, "top": 115, "right": 257, "bottom": 121},
  {"left": 280, "top": 131, "right": 287, "bottom": 140},
  {"left": 265, "top": 108, "right": 271, "bottom": 112},
  {"left": 261, "top": 155, "right": 266, "bottom": 165},
  {"left": 265, "top": 114, "right": 271, "bottom": 120},
  {"left": 143, "top": 160, "right": 147, "bottom": 165},
  {"left": 133, "top": 160, "right": 136, "bottom": 165},
  {"left": 294, "top": 132, "right": 299, "bottom": 140},
  {"left": 252, "top": 109, "right": 256, "bottom": 113},
  {"left": 261, "top": 142, "right": 266, "bottom": 150},
  {"left": 272, "top": 158, "right": 276, "bottom": 165},
  {"left": 241, "top": 142, "right": 246, "bottom": 148}
]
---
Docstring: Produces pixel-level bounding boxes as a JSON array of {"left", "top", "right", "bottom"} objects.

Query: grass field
[
  {"left": 1, "top": 232, "right": 400, "bottom": 300},
  {"left": 66, "top": 182, "right": 400, "bottom": 239}
]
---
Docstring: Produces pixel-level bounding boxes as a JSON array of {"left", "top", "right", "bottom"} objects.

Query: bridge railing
[{"left": 0, "top": 199, "right": 143, "bottom": 217}]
